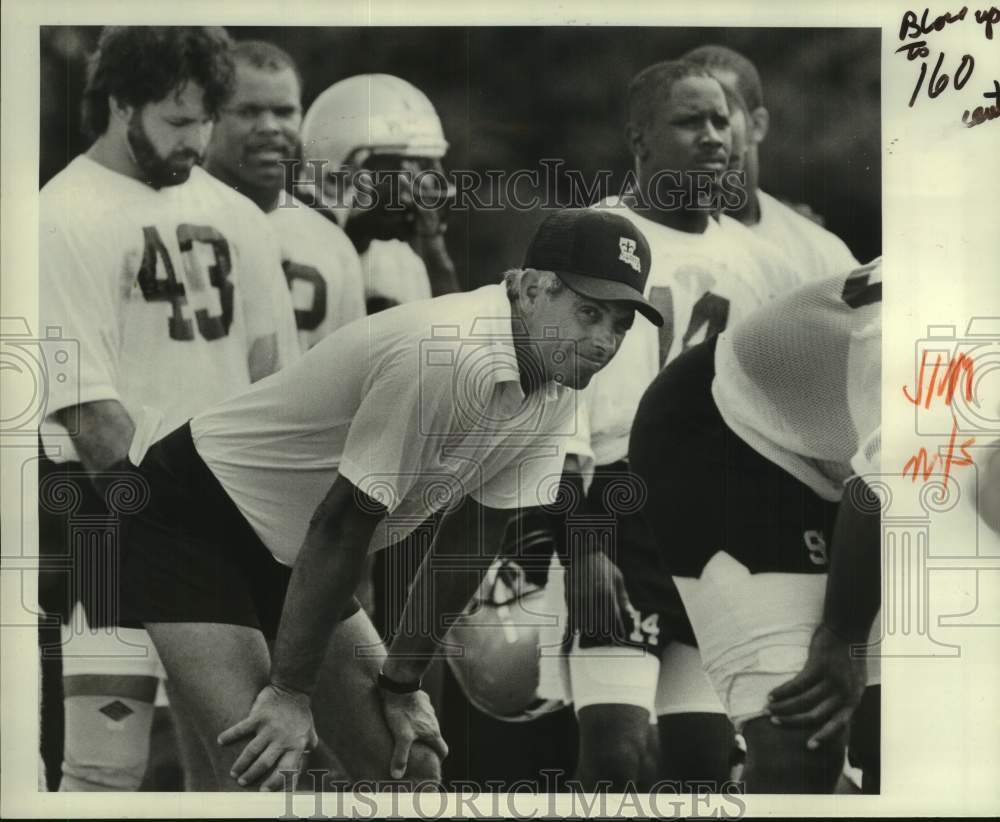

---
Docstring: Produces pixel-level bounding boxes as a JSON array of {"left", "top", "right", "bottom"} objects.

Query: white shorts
[
  {"left": 60, "top": 603, "right": 166, "bottom": 679},
  {"left": 674, "top": 551, "right": 879, "bottom": 729}
]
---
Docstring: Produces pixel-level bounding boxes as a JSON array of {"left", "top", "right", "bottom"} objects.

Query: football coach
[{"left": 113, "top": 208, "right": 663, "bottom": 791}]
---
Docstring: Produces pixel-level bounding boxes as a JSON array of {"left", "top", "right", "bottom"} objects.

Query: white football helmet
[
  {"left": 298, "top": 74, "right": 449, "bottom": 226},
  {"left": 301, "top": 73, "right": 448, "bottom": 170},
  {"left": 445, "top": 555, "right": 567, "bottom": 723}
]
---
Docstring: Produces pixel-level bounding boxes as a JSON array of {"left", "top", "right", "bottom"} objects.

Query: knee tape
[{"left": 59, "top": 695, "right": 154, "bottom": 791}]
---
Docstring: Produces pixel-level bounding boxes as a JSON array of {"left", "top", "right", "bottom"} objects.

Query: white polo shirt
[{"left": 190, "top": 284, "right": 576, "bottom": 564}]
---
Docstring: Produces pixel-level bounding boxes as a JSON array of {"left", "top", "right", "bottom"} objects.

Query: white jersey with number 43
[
  {"left": 573, "top": 197, "right": 804, "bottom": 469},
  {"left": 40, "top": 155, "right": 282, "bottom": 461}
]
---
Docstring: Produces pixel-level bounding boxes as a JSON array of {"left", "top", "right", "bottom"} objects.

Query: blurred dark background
[{"left": 41, "top": 26, "right": 881, "bottom": 290}]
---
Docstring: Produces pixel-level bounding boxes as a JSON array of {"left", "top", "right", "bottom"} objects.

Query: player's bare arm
[
  {"left": 411, "top": 206, "right": 459, "bottom": 296},
  {"left": 554, "top": 469, "right": 634, "bottom": 641},
  {"left": 53, "top": 400, "right": 135, "bottom": 480},
  {"left": 378, "top": 496, "right": 513, "bottom": 775},
  {"left": 768, "top": 475, "right": 880, "bottom": 748},
  {"left": 218, "top": 474, "right": 386, "bottom": 790},
  {"left": 247, "top": 332, "right": 280, "bottom": 382}
]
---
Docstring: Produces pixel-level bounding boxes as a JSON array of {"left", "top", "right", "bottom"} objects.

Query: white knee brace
[{"left": 59, "top": 695, "right": 154, "bottom": 791}]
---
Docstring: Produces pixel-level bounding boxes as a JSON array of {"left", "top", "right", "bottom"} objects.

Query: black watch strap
[{"left": 377, "top": 670, "right": 422, "bottom": 694}]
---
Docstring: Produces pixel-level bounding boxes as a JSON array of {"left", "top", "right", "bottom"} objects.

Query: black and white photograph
[{"left": 2, "top": 2, "right": 998, "bottom": 819}]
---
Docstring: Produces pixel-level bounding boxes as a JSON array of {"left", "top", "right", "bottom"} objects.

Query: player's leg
[
  {"left": 116, "top": 424, "right": 309, "bottom": 792},
  {"left": 60, "top": 674, "right": 157, "bottom": 791},
  {"left": 575, "top": 701, "right": 653, "bottom": 791},
  {"left": 37, "top": 444, "right": 69, "bottom": 791},
  {"left": 560, "top": 463, "right": 662, "bottom": 791},
  {"left": 565, "top": 578, "right": 660, "bottom": 789},
  {"left": 39, "top": 456, "right": 158, "bottom": 792},
  {"left": 310, "top": 604, "right": 442, "bottom": 786},
  {"left": 638, "top": 721, "right": 661, "bottom": 788},
  {"left": 58, "top": 609, "right": 161, "bottom": 792},
  {"left": 654, "top": 641, "right": 734, "bottom": 791},
  {"left": 674, "top": 557, "right": 844, "bottom": 793},
  {"left": 848, "top": 684, "right": 880, "bottom": 793},
  {"left": 569, "top": 622, "right": 660, "bottom": 791},
  {"left": 740, "top": 714, "right": 845, "bottom": 793},
  {"left": 165, "top": 678, "right": 220, "bottom": 791},
  {"left": 656, "top": 713, "right": 734, "bottom": 789},
  {"left": 145, "top": 621, "right": 272, "bottom": 791}
]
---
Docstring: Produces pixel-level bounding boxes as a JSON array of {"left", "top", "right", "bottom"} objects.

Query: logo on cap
[{"left": 618, "top": 237, "right": 641, "bottom": 273}]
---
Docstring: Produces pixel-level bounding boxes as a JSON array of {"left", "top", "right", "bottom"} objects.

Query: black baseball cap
[{"left": 523, "top": 208, "right": 663, "bottom": 327}]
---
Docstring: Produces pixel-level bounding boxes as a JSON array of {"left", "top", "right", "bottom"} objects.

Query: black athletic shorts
[
  {"left": 117, "top": 422, "right": 296, "bottom": 638},
  {"left": 573, "top": 461, "right": 697, "bottom": 653},
  {"left": 534, "top": 462, "right": 697, "bottom": 656},
  {"left": 37, "top": 446, "right": 126, "bottom": 628},
  {"left": 629, "top": 336, "right": 839, "bottom": 580}
]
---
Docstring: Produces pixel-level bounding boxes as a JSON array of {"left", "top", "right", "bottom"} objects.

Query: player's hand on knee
[
  {"left": 378, "top": 688, "right": 448, "bottom": 780},
  {"left": 567, "top": 546, "right": 633, "bottom": 641},
  {"left": 766, "top": 623, "right": 866, "bottom": 750},
  {"left": 217, "top": 683, "right": 318, "bottom": 791}
]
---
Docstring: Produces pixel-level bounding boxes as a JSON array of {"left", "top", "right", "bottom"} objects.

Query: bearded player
[
  {"left": 629, "top": 260, "right": 883, "bottom": 793},
  {"left": 205, "top": 40, "right": 365, "bottom": 353},
  {"left": 297, "top": 73, "right": 460, "bottom": 311},
  {"left": 547, "top": 59, "right": 805, "bottom": 791},
  {"left": 38, "top": 26, "right": 290, "bottom": 791}
]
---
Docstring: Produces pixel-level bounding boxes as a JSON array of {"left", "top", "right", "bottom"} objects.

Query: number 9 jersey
[{"left": 40, "top": 155, "right": 283, "bottom": 462}]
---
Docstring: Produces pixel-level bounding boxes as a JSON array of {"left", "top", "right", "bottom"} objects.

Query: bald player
[
  {"left": 205, "top": 41, "right": 365, "bottom": 353},
  {"left": 684, "top": 44, "right": 859, "bottom": 279},
  {"left": 630, "top": 260, "right": 883, "bottom": 792}
]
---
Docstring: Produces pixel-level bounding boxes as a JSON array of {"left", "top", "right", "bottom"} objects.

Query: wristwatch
[{"left": 377, "top": 669, "right": 422, "bottom": 694}]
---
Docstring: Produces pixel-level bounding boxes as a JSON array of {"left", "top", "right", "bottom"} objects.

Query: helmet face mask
[
  {"left": 445, "top": 556, "right": 567, "bottom": 723},
  {"left": 299, "top": 75, "right": 452, "bottom": 239}
]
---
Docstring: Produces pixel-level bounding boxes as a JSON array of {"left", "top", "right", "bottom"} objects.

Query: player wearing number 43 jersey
[
  {"left": 629, "top": 260, "right": 883, "bottom": 793},
  {"left": 40, "top": 156, "right": 285, "bottom": 446},
  {"left": 37, "top": 27, "right": 292, "bottom": 792}
]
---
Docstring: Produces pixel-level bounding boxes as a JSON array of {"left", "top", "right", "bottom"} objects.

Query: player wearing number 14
[{"left": 550, "top": 59, "right": 804, "bottom": 792}]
